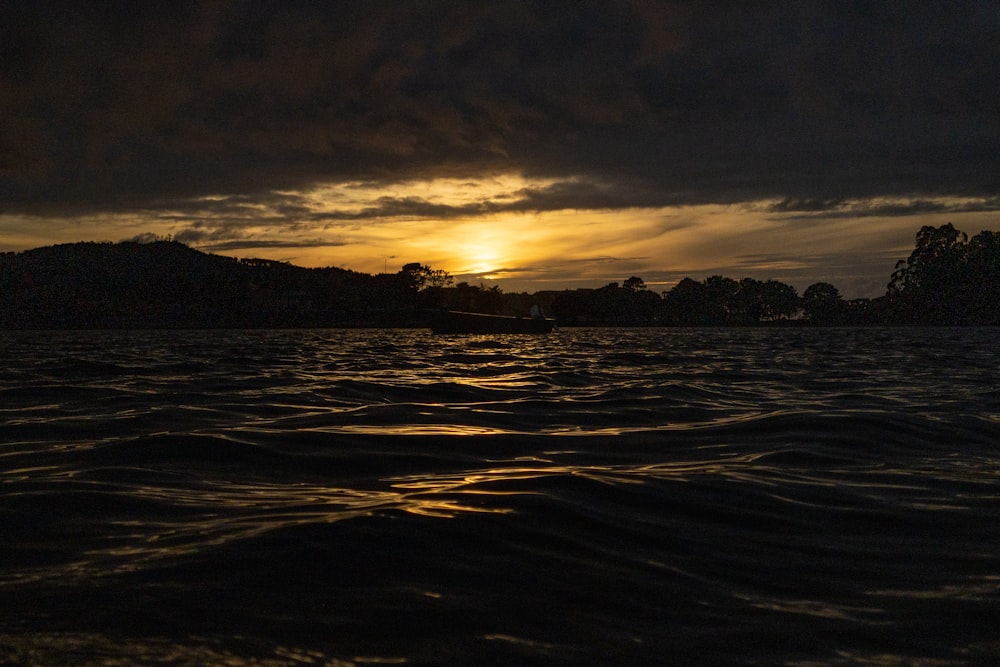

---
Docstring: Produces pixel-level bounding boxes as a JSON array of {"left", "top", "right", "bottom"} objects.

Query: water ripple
[{"left": 1, "top": 327, "right": 998, "bottom": 665}]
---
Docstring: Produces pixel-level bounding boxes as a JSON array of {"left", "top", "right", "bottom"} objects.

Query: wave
[{"left": 2, "top": 328, "right": 999, "bottom": 665}]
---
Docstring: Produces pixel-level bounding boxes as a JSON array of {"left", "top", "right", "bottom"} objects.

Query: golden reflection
[
  {"left": 37, "top": 477, "right": 518, "bottom": 584},
  {"left": 482, "top": 634, "right": 564, "bottom": 652},
  {"left": 811, "top": 651, "right": 974, "bottom": 666},
  {"left": 867, "top": 576, "right": 1000, "bottom": 601},
  {"left": 334, "top": 424, "right": 518, "bottom": 435},
  {"left": 734, "top": 594, "right": 885, "bottom": 622},
  {"left": 15, "top": 445, "right": 987, "bottom": 589},
  {"left": 0, "top": 632, "right": 364, "bottom": 667}
]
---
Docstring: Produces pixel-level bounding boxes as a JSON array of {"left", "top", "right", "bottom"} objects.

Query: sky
[{"left": 2, "top": 1, "right": 999, "bottom": 297}]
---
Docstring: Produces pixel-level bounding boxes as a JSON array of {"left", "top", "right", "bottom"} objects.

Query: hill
[{"left": 0, "top": 241, "right": 409, "bottom": 328}]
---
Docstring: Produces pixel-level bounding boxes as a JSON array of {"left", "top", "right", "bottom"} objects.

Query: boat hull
[{"left": 429, "top": 311, "right": 556, "bottom": 334}]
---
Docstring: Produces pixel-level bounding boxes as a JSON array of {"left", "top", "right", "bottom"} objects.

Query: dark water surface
[{"left": 1, "top": 327, "right": 998, "bottom": 665}]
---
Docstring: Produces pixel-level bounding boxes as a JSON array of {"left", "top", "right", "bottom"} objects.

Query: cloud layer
[{"left": 3, "top": 0, "right": 998, "bottom": 216}]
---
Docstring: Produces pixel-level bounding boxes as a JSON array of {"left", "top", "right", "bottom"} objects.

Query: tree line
[
  {"left": 429, "top": 224, "right": 998, "bottom": 326},
  {"left": 1, "top": 224, "right": 997, "bottom": 328}
]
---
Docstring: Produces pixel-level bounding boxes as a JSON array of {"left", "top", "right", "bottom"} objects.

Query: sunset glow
[{"left": 2, "top": 184, "right": 997, "bottom": 298}]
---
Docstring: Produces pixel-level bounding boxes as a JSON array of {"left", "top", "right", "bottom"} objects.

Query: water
[{"left": 1, "top": 327, "right": 998, "bottom": 665}]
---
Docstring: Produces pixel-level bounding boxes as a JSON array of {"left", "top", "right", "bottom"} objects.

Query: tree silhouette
[
  {"left": 660, "top": 277, "right": 709, "bottom": 325},
  {"left": 398, "top": 262, "right": 452, "bottom": 292},
  {"left": 759, "top": 280, "right": 800, "bottom": 320},
  {"left": 658, "top": 275, "right": 800, "bottom": 325},
  {"left": 623, "top": 276, "right": 646, "bottom": 291},
  {"left": 889, "top": 224, "right": 967, "bottom": 294},
  {"left": 885, "top": 223, "right": 1000, "bottom": 324},
  {"left": 962, "top": 231, "right": 1000, "bottom": 323},
  {"left": 802, "top": 282, "right": 844, "bottom": 324},
  {"left": 703, "top": 275, "right": 740, "bottom": 324},
  {"left": 730, "top": 278, "right": 764, "bottom": 325}
]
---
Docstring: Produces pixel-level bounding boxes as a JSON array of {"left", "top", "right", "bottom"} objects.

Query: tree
[
  {"left": 660, "top": 277, "right": 708, "bottom": 325},
  {"left": 661, "top": 275, "right": 796, "bottom": 325},
  {"left": 703, "top": 275, "right": 740, "bottom": 323},
  {"left": 960, "top": 230, "right": 1000, "bottom": 324},
  {"left": 660, "top": 278, "right": 721, "bottom": 326},
  {"left": 398, "top": 263, "right": 452, "bottom": 292},
  {"left": 887, "top": 223, "right": 971, "bottom": 324},
  {"left": 889, "top": 223, "right": 967, "bottom": 296},
  {"left": 759, "top": 280, "right": 800, "bottom": 320},
  {"left": 802, "top": 282, "right": 843, "bottom": 324},
  {"left": 623, "top": 276, "right": 646, "bottom": 292},
  {"left": 731, "top": 277, "right": 764, "bottom": 325}
]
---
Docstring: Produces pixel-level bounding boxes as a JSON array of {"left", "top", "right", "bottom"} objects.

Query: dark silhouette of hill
[{"left": 0, "top": 241, "right": 407, "bottom": 328}]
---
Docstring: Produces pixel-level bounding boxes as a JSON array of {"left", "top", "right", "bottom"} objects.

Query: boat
[{"left": 428, "top": 310, "right": 556, "bottom": 334}]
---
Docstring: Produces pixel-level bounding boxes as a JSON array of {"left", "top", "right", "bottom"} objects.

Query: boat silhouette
[{"left": 428, "top": 310, "right": 556, "bottom": 334}]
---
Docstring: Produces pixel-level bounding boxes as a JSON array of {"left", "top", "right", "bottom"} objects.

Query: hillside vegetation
[{"left": 2, "top": 224, "right": 997, "bottom": 328}]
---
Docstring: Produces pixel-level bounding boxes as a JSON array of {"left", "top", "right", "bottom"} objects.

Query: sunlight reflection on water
[
  {"left": 1, "top": 327, "right": 998, "bottom": 665},
  {"left": 0, "top": 632, "right": 377, "bottom": 667}
]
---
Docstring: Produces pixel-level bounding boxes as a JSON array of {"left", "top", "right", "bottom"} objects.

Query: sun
[
  {"left": 452, "top": 225, "right": 515, "bottom": 278},
  {"left": 462, "top": 244, "right": 502, "bottom": 276}
]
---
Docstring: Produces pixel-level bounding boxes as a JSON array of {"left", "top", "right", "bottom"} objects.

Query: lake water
[{"left": 1, "top": 327, "right": 998, "bottom": 665}]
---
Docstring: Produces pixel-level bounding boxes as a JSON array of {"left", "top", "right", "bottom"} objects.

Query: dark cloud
[
  {"left": 306, "top": 179, "right": 673, "bottom": 221},
  {"left": 766, "top": 195, "right": 1000, "bottom": 219},
  {"left": 2, "top": 1, "right": 999, "bottom": 217},
  {"left": 767, "top": 198, "right": 847, "bottom": 214},
  {"left": 166, "top": 218, "right": 342, "bottom": 253},
  {"left": 197, "top": 239, "right": 345, "bottom": 252},
  {"left": 137, "top": 177, "right": 695, "bottom": 226}
]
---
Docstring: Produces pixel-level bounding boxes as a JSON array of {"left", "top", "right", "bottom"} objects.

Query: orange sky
[{"left": 3, "top": 174, "right": 997, "bottom": 298}]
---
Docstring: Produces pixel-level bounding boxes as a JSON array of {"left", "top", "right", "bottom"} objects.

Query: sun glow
[
  {"left": 462, "top": 248, "right": 502, "bottom": 277},
  {"left": 452, "top": 227, "right": 515, "bottom": 277},
  {"left": 288, "top": 174, "right": 567, "bottom": 279}
]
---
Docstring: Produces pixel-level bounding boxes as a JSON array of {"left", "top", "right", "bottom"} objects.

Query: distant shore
[{"left": 2, "top": 224, "right": 997, "bottom": 329}]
